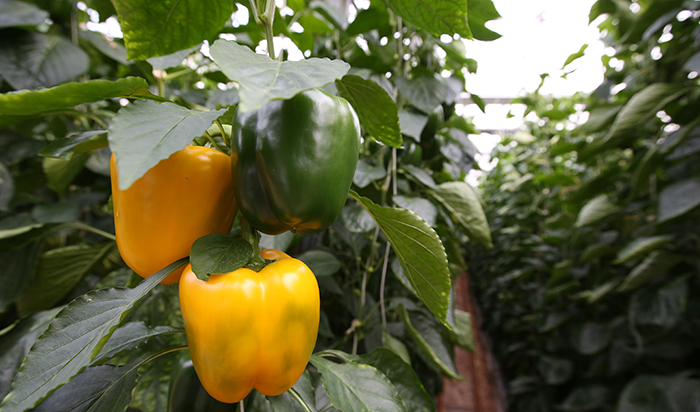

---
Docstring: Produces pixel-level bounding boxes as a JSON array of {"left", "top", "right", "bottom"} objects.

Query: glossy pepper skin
[
  {"left": 168, "top": 359, "right": 239, "bottom": 412},
  {"left": 231, "top": 88, "right": 361, "bottom": 235},
  {"left": 179, "top": 249, "right": 320, "bottom": 403},
  {"left": 110, "top": 145, "right": 237, "bottom": 285}
]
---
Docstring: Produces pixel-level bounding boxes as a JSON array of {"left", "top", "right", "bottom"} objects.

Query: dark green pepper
[
  {"left": 231, "top": 88, "right": 361, "bottom": 235},
  {"left": 168, "top": 359, "right": 239, "bottom": 412}
]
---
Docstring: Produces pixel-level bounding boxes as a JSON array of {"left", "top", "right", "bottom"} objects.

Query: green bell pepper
[{"left": 231, "top": 88, "right": 361, "bottom": 235}]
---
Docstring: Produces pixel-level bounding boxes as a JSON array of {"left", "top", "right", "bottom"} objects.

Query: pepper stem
[{"left": 240, "top": 217, "right": 267, "bottom": 267}]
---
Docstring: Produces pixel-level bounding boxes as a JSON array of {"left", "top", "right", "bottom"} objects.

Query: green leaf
[
  {"left": 335, "top": 75, "right": 402, "bottom": 148},
  {"left": 113, "top": 0, "right": 232, "bottom": 60},
  {"left": 466, "top": 0, "right": 501, "bottom": 41},
  {"left": 381, "top": 328, "right": 411, "bottom": 365},
  {"left": 353, "top": 159, "right": 387, "bottom": 189},
  {"left": 42, "top": 152, "right": 91, "bottom": 196},
  {"left": 17, "top": 243, "right": 116, "bottom": 315},
  {"left": 392, "top": 196, "right": 437, "bottom": 228},
  {"left": 537, "top": 356, "right": 573, "bottom": 385},
  {"left": 209, "top": 40, "right": 350, "bottom": 113},
  {"left": 395, "top": 75, "right": 449, "bottom": 114},
  {"left": 0, "top": 309, "right": 60, "bottom": 401},
  {"left": 469, "top": 93, "right": 486, "bottom": 113},
  {"left": 79, "top": 30, "right": 130, "bottom": 65},
  {"left": 268, "top": 370, "right": 317, "bottom": 412},
  {"left": 31, "top": 201, "right": 79, "bottom": 224},
  {"left": 562, "top": 44, "right": 588, "bottom": 69},
  {"left": 618, "top": 251, "right": 682, "bottom": 291},
  {"left": 431, "top": 181, "right": 492, "bottom": 248},
  {"left": 604, "top": 84, "right": 688, "bottom": 146},
  {"left": 259, "top": 231, "right": 295, "bottom": 253},
  {"left": 397, "top": 305, "right": 461, "bottom": 379},
  {"left": 570, "top": 322, "right": 610, "bottom": 355},
  {"left": 0, "top": 162, "right": 14, "bottom": 212},
  {"left": 297, "top": 250, "right": 342, "bottom": 277},
  {"left": 107, "top": 100, "right": 226, "bottom": 190},
  {"left": 629, "top": 277, "right": 687, "bottom": 329},
  {"left": 129, "top": 351, "right": 177, "bottom": 412},
  {"left": 341, "top": 204, "right": 377, "bottom": 233},
  {"left": 146, "top": 45, "right": 200, "bottom": 70},
  {"left": 657, "top": 177, "right": 700, "bottom": 222},
  {"left": 398, "top": 109, "right": 429, "bottom": 141},
  {"left": 451, "top": 309, "right": 474, "bottom": 352},
  {"left": 383, "top": 0, "right": 472, "bottom": 39},
  {"left": 614, "top": 235, "right": 674, "bottom": 264},
  {"left": 0, "top": 31, "right": 88, "bottom": 90},
  {"left": 0, "top": 77, "right": 165, "bottom": 117},
  {"left": 94, "top": 322, "right": 179, "bottom": 363},
  {"left": 310, "top": 355, "right": 406, "bottom": 412},
  {"left": 38, "top": 131, "right": 108, "bottom": 160},
  {"left": 578, "top": 279, "right": 622, "bottom": 304},
  {"left": 402, "top": 165, "right": 437, "bottom": 189},
  {"left": 618, "top": 375, "right": 675, "bottom": 412},
  {"left": 34, "top": 347, "right": 182, "bottom": 412},
  {"left": 574, "top": 195, "right": 619, "bottom": 227},
  {"left": 189, "top": 233, "right": 254, "bottom": 281},
  {"left": 0, "top": 242, "right": 41, "bottom": 313},
  {"left": 0, "top": 0, "right": 49, "bottom": 28},
  {"left": 557, "top": 385, "right": 609, "bottom": 412},
  {"left": 0, "top": 258, "right": 187, "bottom": 412},
  {"left": 350, "top": 191, "right": 451, "bottom": 325}
]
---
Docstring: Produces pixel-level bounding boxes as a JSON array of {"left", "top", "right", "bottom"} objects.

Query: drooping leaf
[
  {"left": 335, "top": 75, "right": 402, "bottom": 148},
  {"left": 310, "top": 355, "right": 406, "bottom": 412},
  {"left": 381, "top": 328, "right": 411, "bottom": 365},
  {"left": 574, "top": 195, "right": 619, "bottom": 227},
  {"left": 402, "top": 165, "right": 437, "bottom": 189},
  {"left": 353, "top": 160, "right": 387, "bottom": 189},
  {"left": 395, "top": 75, "right": 449, "bottom": 114},
  {"left": 107, "top": 100, "right": 226, "bottom": 190},
  {"left": 350, "top": 191, "right": 451, "bottom": 325},
  {"left": 0, "top": 0, "right": 49, "bottom": 28},
  {"left": 42, "top": 152, "right": 91, "bottom": 196},
  {"left": 398, "top": 110, "right": 429, "bottom": 141},
  {"left": 431, "top": 182, "right": 492, "bottom": 248},
  {"left": 562, "top": 44, "right": 588, "bottom": 69},
  {"left": 297, "top": 250, "right": 342, "bottom": 277},
  {"left": 146, "top": 45, "right": 201, "bottom": 70},
  {"left": 209, "top": 40, "right": 350, "bottom": 113},
  {"left": 189, "top": 233, "right": 254, "bottom": 281},
  {"left": 451, "top": 309, "right": 474, "bottom": 352},
  {"left": 0, "top": 308, "right": 60, "bottom": 401},
  {"left": 93, "top": 321, "right": 180, "bottom": 363},
  {"left": 466, "top": 0, "right": 501, "bottom": 41},
  {"left": 618, "top": 251, "right": 682, "bottom": 291},
  {"left": 657, "top": 177, "right": 700, "bottom": 222},
  {"left": 38, "top": 131, "right": 108, "bottom": 160},
  {"left": 614, "top": 235, "right": 674, "bottom": 264},
  {"left": 113, "top": 0, "right": 232, "bottom": 60},
  {"left": 79, "top": 30, "right": 130, "bottom": 65},
  {"left": 383, "top": 0, "right": 472, "bottom": 39},
  {"left": 0, "top": 31, "right": 88, "bottom": 90},
  {"left": 397, "top": 305, "right": 461, "bottom": 379},
  {"left": 341, "top": 204, "right": 377, "bottom": 233},
  {"left": 17, "top": 243, "right": 116, "bottom": 315},
  {"left": 0, "top": 258, "right": 187, "bottom": 412},
  {"left": 0, "top": 77, "right": 166, "bottom": 117}
]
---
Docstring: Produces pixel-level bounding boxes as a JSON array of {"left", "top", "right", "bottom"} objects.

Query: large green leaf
[
  {"left": 0, "top": 0, "right": 48, "bottom": 28},
  {"left": 395, "top": 75, "right": 448, "bottom": 114},
  {"left": 17, "top": 243, "right": 116, "bottom": 314},
  {"left": 657, "top": 177, "right": 700, "bottom": 222},
  {"left": 384, "top": 0, "right": 472, "bottom": 39},
  {"left": 0, "top": 242, "right": 41, "bottom": 313},
  {"left": 189, "top": 233, "right": 254, "bottom": 281},
  {"left": 617, "top": 375, "right": 675, "bottom": 412},
  {"left": 466, "top": 0, "right": 502, "bottom": 41},
  {"left": 107, "top": 100, "right": 226, "bottom": 190},
  {"left": 570, "top": 321, "right": 610, "bottom": 355},
  {"left": 38, "top": 131, "right": 108, "bottom": 161},
  {"left": 335, "top": 75, "right": 401, "bottom": 148},
  {"left": 0, "top": 258, "right": 187, "bottom": 412},
  {"left": 574, "top": 195, "right": 619, "bottom": 227},
  {"left": 0, "top": 77, "right": 165, "bottom": 117},
  {"left": 629, "top": 278, "right": 687, "bottom": 329},
  {"left": 209, "top": 40, "right": 350, "bottom": 113},
  {"left": 0, "top": 31, "right": 88, "bottom": 90},
  {"left": 297, "top": 250, "right": 342, "bottom": 277},
  {"left": 0, "top": 309, "right": 61, "bottom": 401},
  {"left": 398, "top": 109, "right": 429, "bottom": 141},
  {"left": 113, "top": 0, "right": 233, "bottom": 61},
  {"left": 79, "top": 30, "right": 130, "bottom": 65},
  {"left": 614, "top": 235, "right": 674, "bottom": 264},
  {"left": 129, "top": 351, "right": 177, "bottom": 412},
  {"left": 93, "top": 321, "right": 180, "bottom": 363},
  {"left": 431, "top": 182, "right": 492, "bottom": 248},
  {"left": 353, "top": 159, "right": 387, "bottom": 189},
  {"left": 350, "top": 191, "right": 451, "bottom": 325},
  {"left": 398, "top": 305, "right": 461, "bottom": 379},
  {"left": 310, "top": 355, "right": 406, "bottom": 412},
  {"left": 618, "top": 251, "right": 682, "bottom": 291}
]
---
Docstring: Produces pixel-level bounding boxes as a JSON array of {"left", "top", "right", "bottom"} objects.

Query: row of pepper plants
[
  {"left": 465, "top": 0, "right": 700, "bottom": 410},
  {"left": 0, "top": 0, "right": 498, "bottom": 410}
]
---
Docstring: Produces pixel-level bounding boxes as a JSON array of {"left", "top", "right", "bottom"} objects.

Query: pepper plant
[
  {"left": 465, "top": 0, "right": 700, "bottom": 409},
  {"left": 0, "top": 0, "right": 498, "bottom": 410}
]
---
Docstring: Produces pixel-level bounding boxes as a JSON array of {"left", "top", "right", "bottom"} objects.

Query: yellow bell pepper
[
  {"left": 178, "top": 249, "right": 320, "bottom": 403},
  {"left": 110, "top": 145, "right": 237, "bottom": 285}
]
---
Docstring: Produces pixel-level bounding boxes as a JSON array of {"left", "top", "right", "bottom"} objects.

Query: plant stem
[
  {"left": 215, "top": 120, "right": 230, "bottom": 149},
  {"left": 204, "top": 131, "right": 225, "bottom": 152},
  {"left": 240, "top": 217, "right": 267, "bottom": 267},
  {"left": 239, "top": 399, "right": 245, "bottom": 412},
  {"left": 289, "top": 388, "right": 313, "bottom": 412},
  {"left": 262, "top": 0, "right": 277, "bottom": 59}
]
